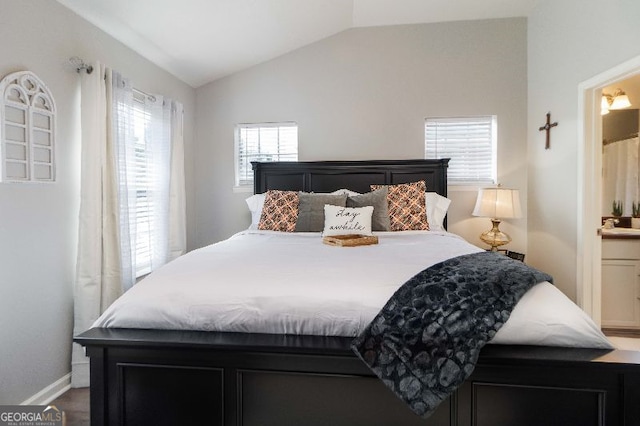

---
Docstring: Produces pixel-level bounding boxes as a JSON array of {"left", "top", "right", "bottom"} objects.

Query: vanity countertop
[{"left": 601, "top": 228, "right": 640, "bottom": 239}]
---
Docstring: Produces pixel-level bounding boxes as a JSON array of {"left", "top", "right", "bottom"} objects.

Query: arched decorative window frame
[{"left": 0, "top": 71, "right": 56, "bottom": 182}]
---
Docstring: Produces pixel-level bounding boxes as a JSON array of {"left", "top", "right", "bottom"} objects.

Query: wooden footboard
[{"left": 75, "top": 328, "right": 640, "bottom": 426}]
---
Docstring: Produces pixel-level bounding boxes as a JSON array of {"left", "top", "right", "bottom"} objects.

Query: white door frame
[{"left": 577, "top": 55, "right": 640, "bottom": 324}]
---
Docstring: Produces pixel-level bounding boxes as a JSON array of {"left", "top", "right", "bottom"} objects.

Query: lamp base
[{"left": 479, "top": 218, "right": 511, "bottom": 251}]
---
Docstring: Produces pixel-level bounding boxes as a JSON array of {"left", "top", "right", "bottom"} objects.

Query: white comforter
[{"left": 94, "top": 230, "right": 613, "bottom": 349}]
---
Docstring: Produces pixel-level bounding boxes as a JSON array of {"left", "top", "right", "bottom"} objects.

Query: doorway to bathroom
[{"left": 578, "top": 55, "right": 640, "bottom": 338}]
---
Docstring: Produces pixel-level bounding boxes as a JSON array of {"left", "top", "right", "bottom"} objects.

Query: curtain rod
[
  {"left": 69, "top": 56, "right": 156, "bottom": 102},
  {"left": 68, "top": 56, "right": 93, "bottom": 74},
  {"left": 133, "top": 88, "right": 157, "bottom": 103},
  {"left": 603, "top": 132, "right": 639, "bottom": 146}
]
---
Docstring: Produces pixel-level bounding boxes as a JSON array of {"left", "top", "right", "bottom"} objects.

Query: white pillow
[
  {"left": 425, "top": 192, "right": 451, "bottom": 231},
  {"left": 491, "top": 282, "right": 614, "bottom": 349},
  {"left": 245, "top": 193, "right": 266, "bottom": 230},
  {"left": 250, "top": 190, "right": 451, "bottom": 231},
  {"left": 323, "top": 205, "right": 374, "bottom": 236}
]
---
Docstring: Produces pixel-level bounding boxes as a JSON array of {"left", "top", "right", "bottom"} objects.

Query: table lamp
[{"left": 472, "top": 186, "right": 522, "bottom": 251}]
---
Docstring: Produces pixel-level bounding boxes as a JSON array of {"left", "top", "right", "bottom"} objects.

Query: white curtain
[
  {"left": 168, "top": 101, "right": 186, "bottom": 261},
  {"left": 112, "top": 71, "right": 136, "bottom": 291},
  {"left": 71, "top": 63, "right": 186, "bottom": 387},
  {"left": 602, "top": 136, "right": 640, "bottom": 216},
  {"left": 71, "top": 63, "right": 122, "bottom": 387},
  {"left": 118, "top": 94, "right": 186, "bottom": 275}
]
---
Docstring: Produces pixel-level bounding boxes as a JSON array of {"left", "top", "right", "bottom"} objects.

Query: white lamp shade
[
  {"left": 472, "top": 187, "right": 522, "bottom": 219},
  {"left": 601, "top": 95, "right": 610, "bottom": 115},
  {"left": 610, "top": 93, "right": 631, "bottom": 109}
]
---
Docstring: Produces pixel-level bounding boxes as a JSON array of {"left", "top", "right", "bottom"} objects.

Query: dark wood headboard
[{"left": 252, "top": 159, "right": 450, "bottom": 197}]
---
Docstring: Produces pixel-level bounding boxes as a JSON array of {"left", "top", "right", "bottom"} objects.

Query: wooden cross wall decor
[{"left": 539, "top": 112, "right": 558, "bottom": 150}]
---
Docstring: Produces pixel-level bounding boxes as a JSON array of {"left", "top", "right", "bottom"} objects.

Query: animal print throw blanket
[{"left": 351, "top": 251, "right": 552, "bottom": 418}]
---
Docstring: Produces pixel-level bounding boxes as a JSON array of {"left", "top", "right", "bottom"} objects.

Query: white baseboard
[{"left": 20, "top": 373, "right": 71, "bottom": 406}]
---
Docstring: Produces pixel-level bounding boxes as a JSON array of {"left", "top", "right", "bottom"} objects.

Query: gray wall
[
  {"left": 0, "top": 0, "right": 195, "bottom": 404},
  {"left": 527, "top": 0, "right": 640, "bottom": 300},
  {"left": 194, "top": 18, "right": 528, "bottom": 252}
]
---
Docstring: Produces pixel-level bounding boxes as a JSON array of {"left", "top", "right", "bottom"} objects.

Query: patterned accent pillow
[
  {"left": 371, "top": 181, "right": 429, "bottom": 231},
  {"left": 257, "top": 190, "right": 299, "bottom": 232}
]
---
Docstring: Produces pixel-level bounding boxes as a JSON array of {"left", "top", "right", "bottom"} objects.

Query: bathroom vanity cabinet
[{"left": 602, "top": 238, "right": 640, "bottom": 329}]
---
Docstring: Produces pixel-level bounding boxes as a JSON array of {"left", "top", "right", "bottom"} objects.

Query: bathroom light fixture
[
  {"left": 601, "top": 96, "right": 610, "bottom": 115},
  {"left": 601, "top": 89, "right": 632, "bottom": 115},
  {"left": 472, "top": 185, "right": 522, "bottom": 251}
]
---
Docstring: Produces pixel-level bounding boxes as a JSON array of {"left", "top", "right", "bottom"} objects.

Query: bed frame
[{"left": 75, "top": 159, "right": 640, "bottom": 426}]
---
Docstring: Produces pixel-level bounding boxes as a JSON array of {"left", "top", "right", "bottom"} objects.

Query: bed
[{"left": 74, "top": 159, "right": 640, "bottom": 426}]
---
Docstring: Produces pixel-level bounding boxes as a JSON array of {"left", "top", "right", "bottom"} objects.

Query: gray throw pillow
[
  {"left": 295, "top": 193, "right": 348, "bottom": 232},
  {"left": 346, "top": 187, "right": 391, "bottom": 231}
]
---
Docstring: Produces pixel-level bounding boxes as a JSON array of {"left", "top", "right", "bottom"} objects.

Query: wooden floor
[{"left": 50, "top": 387, "right": 89, "bottom": 426}]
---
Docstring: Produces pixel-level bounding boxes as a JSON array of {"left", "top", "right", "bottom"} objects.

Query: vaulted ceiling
[{"left": 56, "top": 0, "right": 538, "bottom": 87}]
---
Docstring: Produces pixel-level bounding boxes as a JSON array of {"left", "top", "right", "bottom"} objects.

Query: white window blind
[
  {"left": 235, "top": 123, "right": 298, "bottom": 187},
  {"left": 114, "top": 83, "right": 175, "bottom": 284},
  {"left": 131, "top": 93, "right": 154, "bottom": 277},
  {"left": 425, "top": 116, "right": 497, "bottom": 185}
]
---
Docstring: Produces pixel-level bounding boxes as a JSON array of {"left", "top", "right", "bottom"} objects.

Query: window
[
  {"left": 0, "top": 71, "right": 56, "bottom": 182},
  {"left": 235, "top": 122, "right": 298, "bottom": 188},
  {"left": 115, "top": 89, "right": 168, "bottom": 279},
  {"left": 111, "top": 73, "right": 183, "bottom": 288},
  {"left": 130, "top": 92, "right": 154, "bottom": 277},
  {"left": 425, "top": 116, "right": 497, "bottom": 185}
]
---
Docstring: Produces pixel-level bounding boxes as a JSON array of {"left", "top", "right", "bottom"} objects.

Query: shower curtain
[{"left": 602, "top": 136, "right": 640, "bottom": 216}]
